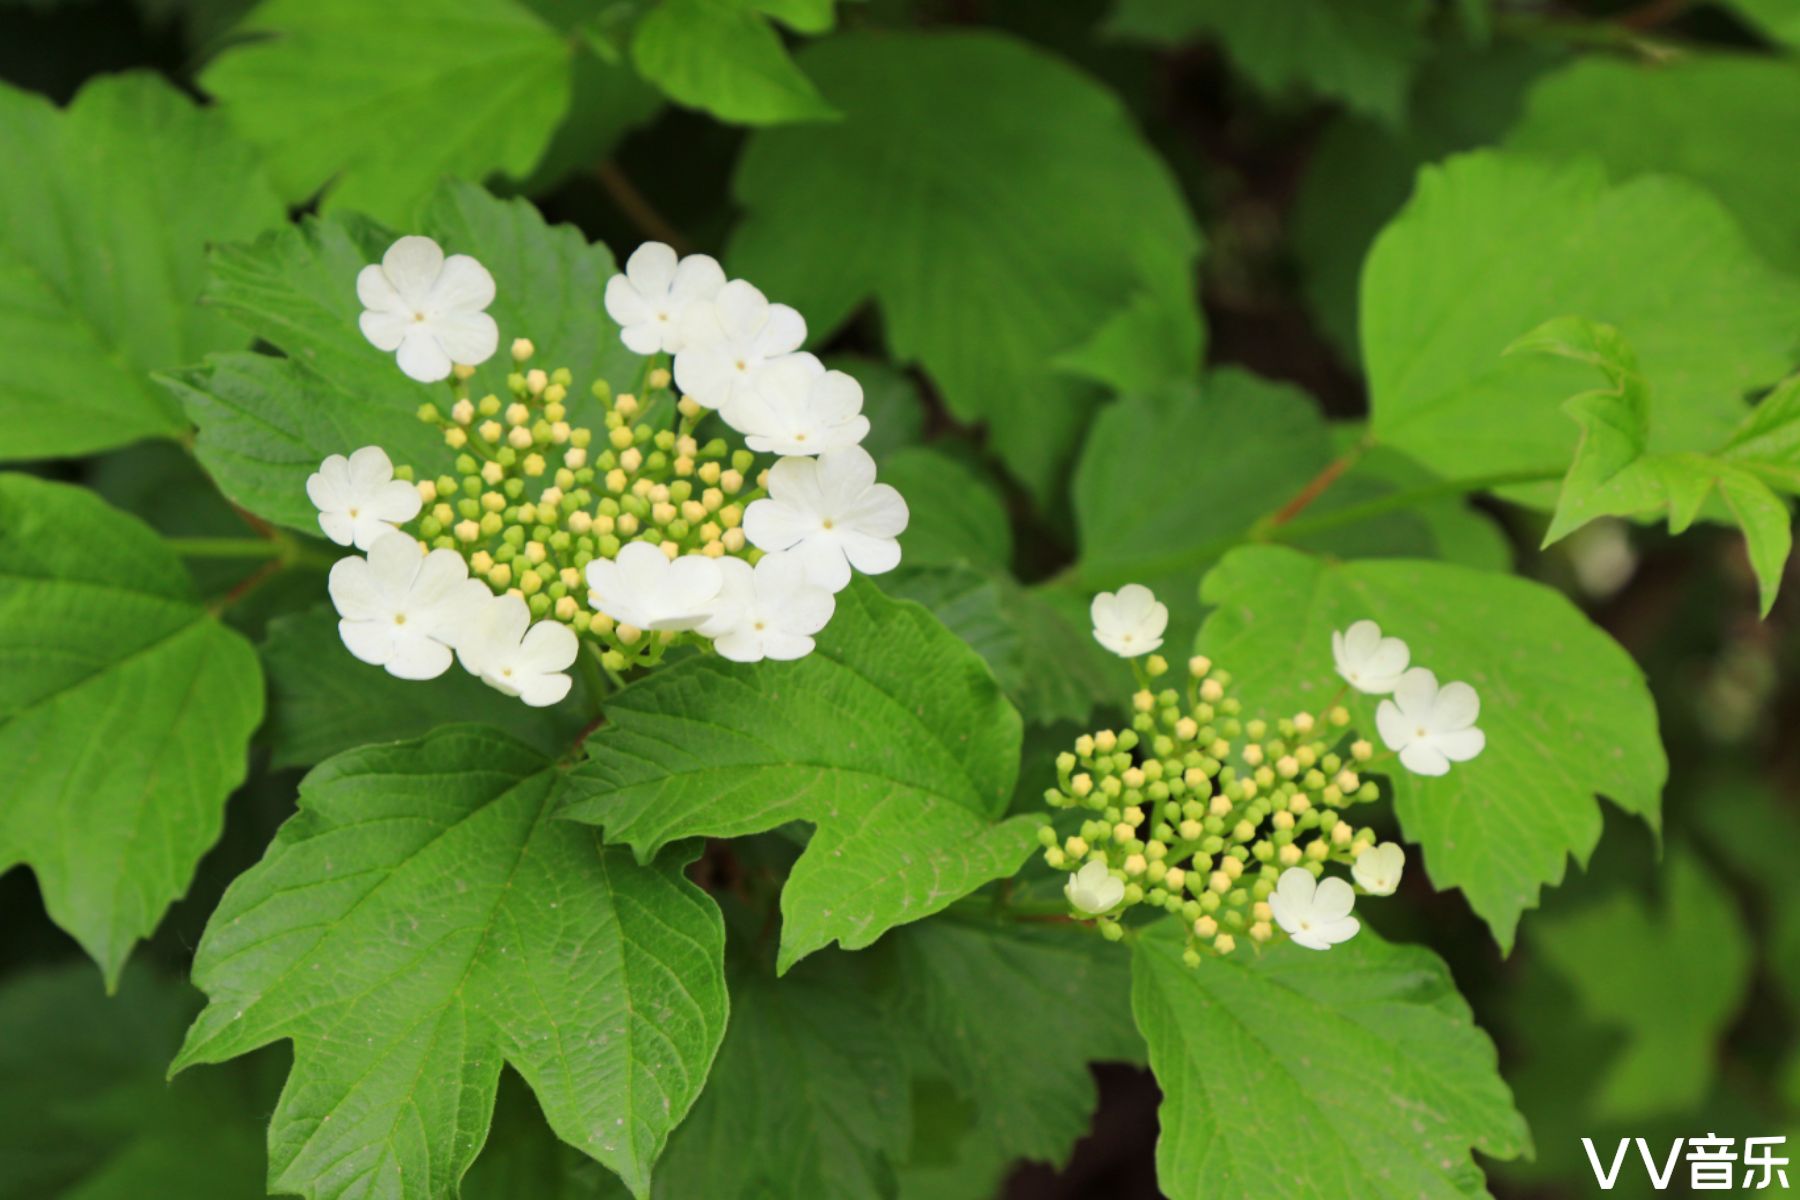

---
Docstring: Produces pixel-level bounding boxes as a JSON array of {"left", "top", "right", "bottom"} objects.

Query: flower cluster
[
  {"left": 310, "top": 236, "right": 910, "bottom": 705},
  {"left": 1040, "top": 585, "right": 1489, "bottom": 965}
]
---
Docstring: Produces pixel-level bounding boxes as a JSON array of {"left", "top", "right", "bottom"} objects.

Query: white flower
[
  {"left": 328, "top": 532, "right": 489, "bottom": 680},
  {"left": 696, "top": 553, "right": 835, "bottom": 663},
  {"left": 1064, "top": 860, "right": 1124, "bottom": 915},
  {"left": 721, "top": 358, "right": 868, "bottom": 456},
  {"left": 1351, "top": 841, "right": 1405, "bottom": 896},
  {"left": 1331, "top": 619, "right": 1410, "bottom": 695},
  {"left": 1090, "top": 584, "right": 1167, "bottom": 658},
  {"left": 305, "top": 446, "right": 423, "bottom": 551},
  {"left": 457, "top": 593, "right": 580, "bottom": 707},
  {"left": 673, "top": 279, "right": 807, "bottom": 410},
  {"left": 742, "top": 447, "right": 907, "bottom": 592},
  {"left": 1267, "top": 867, "right": 1360, "bottom": 951},
  {"left": 585, "top": 541, "right": 723, "bottom": 632},
  {"left": 603, "top": 242, "right": 727, "bottom": 355},
  {"left": 1376, "top": 667, "right": 1486, "bottom": 777},
  {"left": 357, "top": 236, "right": 499, "bottom": 383}
]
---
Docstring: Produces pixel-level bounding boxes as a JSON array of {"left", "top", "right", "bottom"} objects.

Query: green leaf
[
  {"left": 198, "top": 0, "right": 573, "bottom": 222},
  {"left": 1196, "top": 544, "right": 1665, "bottom": 950},
  {"left": 1507, "top": 54, "right": 1800, "bottom": 273},
  {"left": 174, "top": 725, "right": 729, "bottom": 1200},
  {"left": 1511, "top": 315, "right": 1798, "bottom": 615},
  {"left": 1105, "top": 0, "right": 1430, "bottom": 122},
  {"left": 0, "top": 964, "right": 270, "bottom": 1200},
  {"left": 1532, "top": 849, "right": 1751, "bottom": 1121},
  {"left": 1361, "top": 151, "right": 1800, "bottom": 496},
  {"left": 1074, "top": 370, "right": 1331, "bottom": 591},
  {"left": 832, "top": 355, "right": 926, "bottom": 464},
  {"left": 1291, "top": 40, "right": 1558, "bottom": 359},
  {"left": 631, "top": 0, "right": 836, "bottom": 125},
  {"left": 262, "top": 607, "right": 588, "bottom": 768},
  {"left": 730, "top": 30, "right": 1203, "bottom": 500},
  {"left": 1724, "top": 0, "right": 1800, "bottom": 48},
  {"left": 650, "top": 947, "right": 911, "bottom": 1197},
  {"left": 883, "top": 566, "right": 1120, "bottom": 727},
  {"left": 560, "top": 581, "right": 1037, "bottom": 972},
  {"left": 0, "top": 73, "right": 283, "bottom": 460},
  {"left": 0, "top": 475, "right": 264, "bottom": 984},
  {"left": 879, "top": 447, "right": 1013, "bottom": 571},
  {"left": 1131, "top": 925, "right": 1528, "bottom": 1200},
  {"left": 891, "top": 917, "right": 1139, "bottom": 1165},
  {"left": 166, "top": 182, "right": 633, "bottom": 533}
]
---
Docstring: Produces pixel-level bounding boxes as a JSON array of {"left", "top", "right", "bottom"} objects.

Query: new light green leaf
[
  {"left": 198, "top": 0, "right": 573, "bottom": 222},
  {"left": 1507, "top": 55, "right": 1800, "bottom": 272},
  {"left": 1361, "top": 151, "right": 1800, "bottom": 496},
  {"left": 174, "top": 725, "right": 729, "bottom": 1200},
  {"left": 631, "top": 0, "right": 836, "bottom": 125},
  {"left": 729, "top": 30, "right": 1203, "bottom": 500},
  {"left": 1533, "top": 849, "right": 1751, "bottom": 1121},
  {"left": 1106, "top": 0, "right": 1429, "bottom": 122},
  {"left": 649, "top": 948, "right": 911, "bottom": 1198},
  {"left": 0, "top": 73, "right": 283, "bottom": 460},
  {"left": 1197, "top": 545, "right": 1665, "bottom": 950},
  {"left": 165, "top": 181, "right": 633, "bottom": 533},
  {"left": 262, "top": 607, "right": 588, "bottom": 768},
  {"left": 1131, "top": 925, "right": 1528, "bottom": 1200},
  {"left": 0, "top": 964, "right": 269, "bottom": 1200},
  {"left": 0, "top": 475, "right": 263, "bottom": 984},
  {"left": 560, "top": 582, "right": 1037, "bottom": 972},
  {"left": 891, "top": 917, "right": 1140, "bottom": 1166},
  {"left": 1512, "top": 315, "right": 1799, "bottom": 615}
]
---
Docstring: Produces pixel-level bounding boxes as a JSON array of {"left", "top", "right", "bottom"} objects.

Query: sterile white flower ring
[{"left": 357, "top": 236, "right": 499, "bottom": 383}]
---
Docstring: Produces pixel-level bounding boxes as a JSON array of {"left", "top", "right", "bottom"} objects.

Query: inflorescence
[
  {"left": 1052, "top": 584, "right": 1486, "bottom": 965},
  {"left": 308, "top": 235, "right": 911, "bottom": 706}
]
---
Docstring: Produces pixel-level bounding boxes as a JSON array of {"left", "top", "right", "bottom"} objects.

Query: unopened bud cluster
[
  {"left": 1039, "top": 654, "right": 1383, "bottom": 964},
  {"left": 405, "top": 345, "right": 755, "bottom": 674}
]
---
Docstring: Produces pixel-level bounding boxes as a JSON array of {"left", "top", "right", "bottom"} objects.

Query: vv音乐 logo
[{"left": 1584, "top": 1135, "right": 1791, "bottom": 1191}]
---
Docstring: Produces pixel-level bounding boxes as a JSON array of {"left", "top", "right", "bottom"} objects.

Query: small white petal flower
[
  {"left": 742, "top": 446, "right": 907, "bottom": 592},
  {"left": 585, "top": 541, "right": 724, "bottom": 632},
  {"left": 305, "top": 446, "right": 423, "bottom": 551},
  {"left": 1351, "top": 841, "right": 1406, "bottom": 896},
  {"left": 457, "top": 593, "right": 579, "bottom": 707},
  {"left": 328, "top": 532, "right": 490, "bottom": 680},
  {"left": 1064, "top": 860, "right": 1125, "bottom": 915},
  {"left": 1267, "top": 867, "right": 1360, "bottom": 951},
  {"left": 357, "top": 236, "right": 499, "bottom": 383},
  {"left": 1375, "top": 667, "right": 1486, "bottom": 777},
  {"left": 696, "top": 553, "right": 835, "bottom": 663},
  {"left": 603, "top": 242, "right": 727, "bottom": 355},
  {"left": 1090, "top": 584, "right": 1168, "bottom": 658},
  {"left": 1331, "top": 619, "right": 1410, "bottom": 695},
  {"left": 721, "top": 358, "right": 868, "bottom": 456},
  {"left": 672, "top": 278, "right": 808, "bottom": 410}
]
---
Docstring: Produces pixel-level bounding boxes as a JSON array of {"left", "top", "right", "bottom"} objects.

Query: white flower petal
[
  {"left": 429, "top": 254, "right": 496, "bottom": 313},
  {"left": 1399, "top": 740, "right": 1451, "bottom": 777},
  {"left": 1435, "top": 726, "right": 1486, "bottom": 763},
  {"left": 625, "top": 241, "right": 678, "bottom": 295},
  {"left": 395, "top": 328, "right": 453, "bottom": 382},
  {"left": 381, "top": 236, "right": 446, "bottom": 306},
  {"left": 358, "top": 308, "right": 410, "bottom": 353},
  {"left": 430, "top": 311, "right": 499, "bottom": 367}
]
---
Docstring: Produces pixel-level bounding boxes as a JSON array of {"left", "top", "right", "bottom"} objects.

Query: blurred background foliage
[{"left": 2, "top": 0, "right": 1798, "bottom": 1196}]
